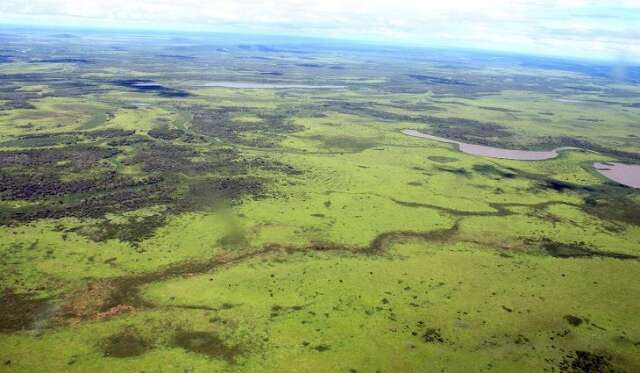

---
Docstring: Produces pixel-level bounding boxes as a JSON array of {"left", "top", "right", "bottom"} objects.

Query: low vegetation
[{"left": 0, "top": 29, "right": 638, "bottom": 372}]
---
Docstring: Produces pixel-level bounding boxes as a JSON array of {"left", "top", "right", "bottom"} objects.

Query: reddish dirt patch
[{"left": 96, "top": 304, "right": 135, "bottom": 319}]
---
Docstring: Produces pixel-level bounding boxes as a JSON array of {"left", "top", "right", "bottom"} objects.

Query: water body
[
  {"left": 200, "top": 81, "right": 345, "bottom": 89},
  {"left": 593, "top": 162, "right": 640, "bottom": 188},
  {"left": 402, "top": 129, "right": 577, "bottom": 160},
  {"left": 402, "top": 129, "right": 640, "bottom": 189},
  {"left": 554, "top": 98, "right": 587, "bottom": 104},
  {"left": 132, "top": 82, "right": 163, "bottom": 87}
]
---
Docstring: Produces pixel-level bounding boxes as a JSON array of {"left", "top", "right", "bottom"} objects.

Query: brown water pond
[
  {"left": 402, "top": 129, "right": 578, "bottom": 160},
  {"left": 403, "top": 129, "right": 639, "bottom": 188},
  {"left": 593, "top": 162, "right": 640, "bottom": 188}
]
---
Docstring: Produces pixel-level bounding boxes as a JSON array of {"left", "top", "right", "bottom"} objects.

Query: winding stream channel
[{"left": 402, "top": 129, "right": 640, "bottom": 188}]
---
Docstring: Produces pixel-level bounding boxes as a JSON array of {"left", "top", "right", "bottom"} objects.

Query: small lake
[
  {"left": 402, "top": 129, "right": 640, "bottom": 188},
  {"left": 200, "top": 81, "right": 345, "bottom": 89},
  {"left": 554, "top": 98, "right": 587, "bottom": 104},
  {"left": 132, "top": 82, "right": 163, "bottom": 87},
  {"left": 593, "top": 163, "right": 640, "bottom": 188},
  {"left": 402, "top": 129, "right": 576, "bottom": 160}
]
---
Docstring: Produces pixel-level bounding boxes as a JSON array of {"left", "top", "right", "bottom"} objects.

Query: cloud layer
[{"left": 1, "top": 0, "right": 639, "bottom": 61}]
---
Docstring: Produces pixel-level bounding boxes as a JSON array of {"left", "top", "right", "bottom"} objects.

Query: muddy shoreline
[
  {"left": 594, "top": 162, "right": 640, "bottom": 188},
  {"left": 402, "top": 129, "right": 640, "bottom": 188},
  {"left": 402, "top": 129, "right": 579, "bottom": 160}
]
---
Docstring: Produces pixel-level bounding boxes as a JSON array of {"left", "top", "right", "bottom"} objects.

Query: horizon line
[{"left": 2, "top": 21, "right": 639, "bottom": 67}]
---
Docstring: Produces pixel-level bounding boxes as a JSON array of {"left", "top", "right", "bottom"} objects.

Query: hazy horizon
[{"left": 1, "top": 0, "right": 639, "bottom": 63}]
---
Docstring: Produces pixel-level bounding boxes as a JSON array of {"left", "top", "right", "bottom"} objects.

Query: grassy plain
[{"left": 0, "top": 29, "right": 639, "bottom": 372}]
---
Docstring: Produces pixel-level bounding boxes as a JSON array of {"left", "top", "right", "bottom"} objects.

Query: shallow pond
[
  {"left": 593, "top": 162, "right": 640, "bottom": 188},
  {"left": 402, "top": 129, "right": 577, "bottom": 160},
  {"left": 403, "top": 129, "right": 640, "bottom": 188},
  {"left": 554, "top": 98, "right": 587, "bottom": 104},
  {"left": 132, "top": 82, "right": 163, "bottom": 87},
  {"left": 200, "top": 81, "right": 345, "bottom": 89}
]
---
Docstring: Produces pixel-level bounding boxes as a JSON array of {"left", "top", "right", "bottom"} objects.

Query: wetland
[
  {"left": 403, "top": 129, "right": 640, "bottom": 188},
  {"left": 0, "top": 28, "right": 639, "bottom": 373}
]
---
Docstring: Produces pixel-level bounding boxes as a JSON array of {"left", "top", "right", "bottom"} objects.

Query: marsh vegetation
[{"left": 0, "top": 28, "right": 639, "bottom": 372}]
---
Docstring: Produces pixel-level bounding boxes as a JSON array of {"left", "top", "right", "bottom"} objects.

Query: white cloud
[{"left": 0, "top": 0, "right": 639, "bottom": 61}]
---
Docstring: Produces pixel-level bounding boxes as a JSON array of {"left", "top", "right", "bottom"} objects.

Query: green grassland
[{"left": 0, "top": 29, "right": 639, "bottom": 372}]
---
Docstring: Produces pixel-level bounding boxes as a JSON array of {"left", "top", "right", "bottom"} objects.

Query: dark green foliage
[
  {"left": 472, "top": 164, "right": 517, "bottom": 179},
  {"left": 307, "top": 134, "right": 377, "bottom": 152},
  {"left": 537, "top": 238, "right": 637, "bottom": 259},
  {"left": 102, "top": 328, "right": 151, "bottom": 358},
  {"left": 425, "top": 116, "right": 514, "bottom": 146},
  {"left": 79, "top": 215, "right": 167, "bottom": 246},
  {"left": 423, "top": 328, "right": 445, "bottom": 343},
  {"left": 558, "top": 351, "right": 613, "bottom": 373},
  {"left": 171, "top": 331, "right": 242, "bottom": 361},
  {"left": 564, "top": 315, "right": 584, "bottom": 327},
  {"left": 148, "top": 125, "right": 185, "bottom": 140},
  {"left": 427, "top": 156, "right": 458, "bottom": 163},
  {"left": 190, "top": 106, "right": 300, "bottom": 147}
]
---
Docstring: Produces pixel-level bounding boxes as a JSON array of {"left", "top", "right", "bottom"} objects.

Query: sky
[{"left": 1, "top": 0, "right": 640, "bottom": 62}]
